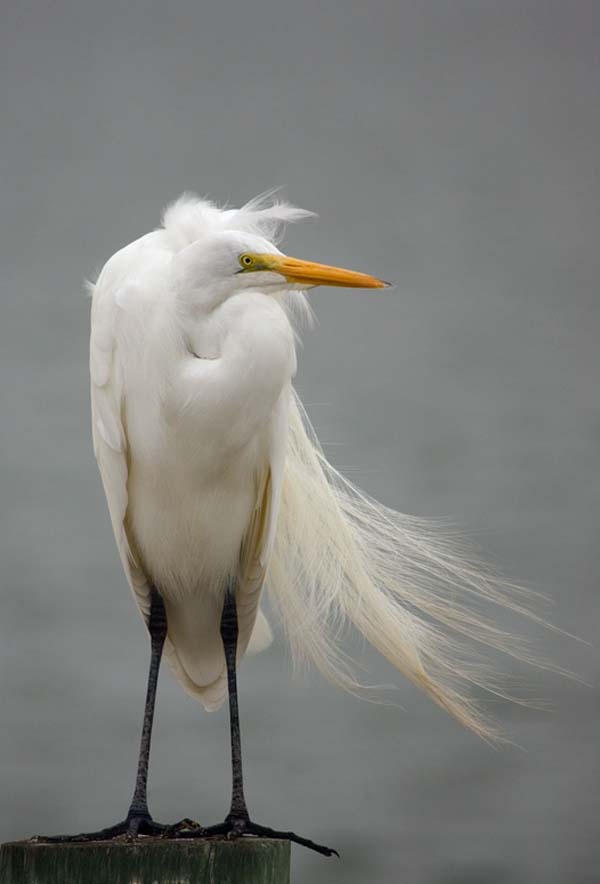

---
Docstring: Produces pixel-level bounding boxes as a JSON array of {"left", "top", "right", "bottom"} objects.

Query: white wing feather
[{"left": 90, "top": 258, "right": 152, "bottom": 623}]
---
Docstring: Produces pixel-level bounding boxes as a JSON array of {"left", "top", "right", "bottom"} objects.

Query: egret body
[{"left": 50, "top": 193, "right": 538, "bottom": 853}]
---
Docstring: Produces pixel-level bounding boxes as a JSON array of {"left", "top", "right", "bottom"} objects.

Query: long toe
[
  {"left": 36, "top": 816, "right": 174, "bottom": 844},
  {"left": 247, "top": 821, "right": 339, "bottom": 858},
  {"left": 35, "top": 822, "right": 129, "bottom": 844},
  {"left": 172, "top": 816, "right": 338, "bottom": 857}
]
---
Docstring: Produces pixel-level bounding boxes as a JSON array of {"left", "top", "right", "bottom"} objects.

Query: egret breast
[{"left": 125, "top": 429, "right": 266, "bottom": 601}]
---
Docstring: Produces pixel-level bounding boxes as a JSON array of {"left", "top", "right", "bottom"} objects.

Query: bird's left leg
[{"left": 177, "top": 584, "right": 338, "bottom": 858}]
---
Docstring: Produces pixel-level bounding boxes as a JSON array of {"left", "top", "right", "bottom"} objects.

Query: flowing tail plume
[{"left": 267, "top": 390, "right": 558, "bottom": 742}]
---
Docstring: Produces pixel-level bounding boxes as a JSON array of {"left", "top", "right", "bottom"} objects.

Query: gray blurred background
[{"left": 1, "top": 2, "right": 599, "bottom": 882}]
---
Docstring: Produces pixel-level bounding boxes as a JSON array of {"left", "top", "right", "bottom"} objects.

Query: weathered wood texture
[{"left": 0, "top": 838, "right": 290, "bottom": 884}]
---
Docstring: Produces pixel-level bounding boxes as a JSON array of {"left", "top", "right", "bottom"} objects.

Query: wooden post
[{"left": 0, "top": 837, "right": 290, "bottom": 884}]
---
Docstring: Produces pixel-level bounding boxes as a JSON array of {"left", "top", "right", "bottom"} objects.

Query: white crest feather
[{"left": 161, "top": 189, "right": 315, "bottom": 252}]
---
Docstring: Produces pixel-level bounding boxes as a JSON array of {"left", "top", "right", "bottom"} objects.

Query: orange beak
[{"left": 263, "top": 254, "right": 390, "bottom": 289}]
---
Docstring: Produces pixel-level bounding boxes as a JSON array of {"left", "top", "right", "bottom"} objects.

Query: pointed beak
[{"left": 265, "top": 254, "right": 390, "bottom": 289}]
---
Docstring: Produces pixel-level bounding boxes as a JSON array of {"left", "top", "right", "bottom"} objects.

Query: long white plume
[{"left": 267, "top": 391, "right": 557, "bottom": 742}]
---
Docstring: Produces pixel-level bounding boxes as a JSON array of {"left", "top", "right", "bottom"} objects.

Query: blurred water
[{"left": 1, "top": 3, "right": 599, "bottom": 882}]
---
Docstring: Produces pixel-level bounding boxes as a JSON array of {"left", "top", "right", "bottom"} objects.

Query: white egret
[{"left": 48, "top": 192, "right": 545, "bottom": 855}]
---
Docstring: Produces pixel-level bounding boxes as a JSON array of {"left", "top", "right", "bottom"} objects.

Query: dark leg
[
  {"left": 120, "top": 592, "right": 200, "bottom": 835},
  {"left": 178, "top": 585, "right": 338, "bottom": 858},
  {"left": 222, "top": 585, "right": 249, "bottom": 824},
  {"left": 123, "top": 585, "right": 169, "bottom": 832},
  {"left": 38, "top": 588, "right": 178, "bottom": 842}
]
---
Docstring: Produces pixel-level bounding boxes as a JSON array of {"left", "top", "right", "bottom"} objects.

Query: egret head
[{"left": 164, "top": 192, "right": 389, "bottom": 311}]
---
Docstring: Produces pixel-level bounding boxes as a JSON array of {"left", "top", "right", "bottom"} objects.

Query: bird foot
[
  {"left": 174, "top": 813, "right": 338, "bottom": 857},
  {"left": 33, "top": 812, "right": 195, "bottom": 843}
]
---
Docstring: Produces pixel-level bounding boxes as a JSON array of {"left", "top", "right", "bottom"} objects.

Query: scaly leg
[{"left": 178, "top": 586, "right": 338, "bottom": 858}]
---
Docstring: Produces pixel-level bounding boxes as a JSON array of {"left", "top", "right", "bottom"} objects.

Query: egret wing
[
  {"left": 91, "top": 276, "right": 199, "bottom": 697},
  {"left": 90, "top": 268, "right": 153, "bottom": 623}
]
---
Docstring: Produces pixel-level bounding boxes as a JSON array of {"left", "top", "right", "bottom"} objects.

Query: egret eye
[{"left": 239, "top": 254, "right": 255, "bottom": 269}]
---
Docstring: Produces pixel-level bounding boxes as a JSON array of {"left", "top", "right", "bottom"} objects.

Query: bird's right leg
[
  {"left": 120, "top": 585, "right": 170, "bottom": 835},
  {"left": 36, "top": 587, "right": 187, "bottom": 842}
]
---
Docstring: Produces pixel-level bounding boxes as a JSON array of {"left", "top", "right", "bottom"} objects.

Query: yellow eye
[{"left": 239, "top": 254, "right": 255, "bottom": 268}]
